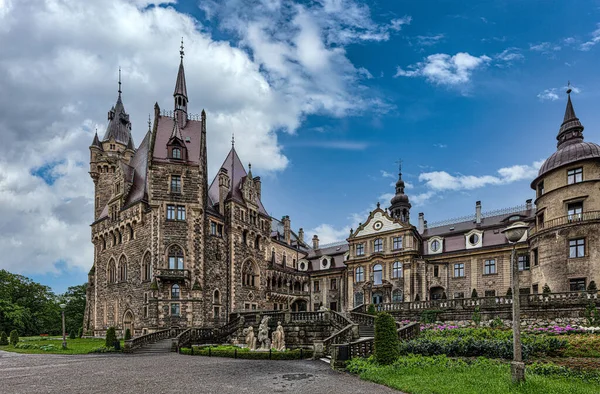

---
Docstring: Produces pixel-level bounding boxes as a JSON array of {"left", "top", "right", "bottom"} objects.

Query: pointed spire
[
  {"left": 91, "top": 129, "right": 102, "bottom": 149},
  {"left": 173, "top": 39, "right": 188, "bottom": 99},
  {"left": 170, "top": 115, "right": 184, "bottom": 141},
  {"left": 126, "top": 135, "right": 135, "bottom": 151},
  {"left": 557, "top": 83, "right": 584, "bottom": 149},
  {"left": 102, "top": 69, "right": 132, "bottom": 145}
]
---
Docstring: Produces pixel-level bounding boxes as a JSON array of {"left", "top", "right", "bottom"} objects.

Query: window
[
  {"left": 392, "top": 290, "right": 403, "bottom": 303},
  {"left": 214, "top": 289, "right": 220, "bottom": 304},
  {"left": 454, "top": 292, "right": 465, "bottom": 299},
  {"left": 119, "top": 256, "right": 127, "bottom": 282},
  {"left": 142, "top": 254, "right": 151, "bottom": 281},
  {"left": 454, "top": 263, "right": 465, "bottom": 278},
  {"left": 168, "top": 245, "right": 184, "bottom": 270},
  {"left": 569, "top": 278, "right": 586, "bottom": 292},
  {"left": 242, "top": 262, "right": 256, "bottom": 287},
  {"left": 537, "top": 181, "right": 544, "bottom": 197},
  {"left": 518, "top": 255, "right": 530, "bottom": 271},
  {"left": 171, "top": 303, "right": 180, "bottom": 316},
  {"left": 171, "top": 284, "right": 180, "bottom": 299},
  {"left": 172, "top": 148, "right": 181, "bottom": 159},
  {"left": 167, "top": 205, "right": 176, "bottom": 220},
  {"left": 330, "top": 279, "right": 337, "bottom": 290},
  {"left": 532, "top": 284, "right": 539, "bottom": 294},
  {"left": 537, "top": 212, "right": 545, "bottom": 228},
  {"left": 392, "top": 237, "right": 402, "bottom": 250},
  {"left": 177, "top": 206, "right": 186, "bottom": 220},
  {"left": 392, "top": 261, "right": 403, "bottom": 278},
  {"left": 533, "top": 248, "right": 539, "bottom": 266},
  {"left": 170, "top": 175, "right": 181, "bottom": 193},
  {"left": 313, "top": 281, "right": 320, "bottom": 292},
  {"left": 356, "top": 243, "right": 364, "bottom": 256},
  {"left": 210, "top": 221, "right": 217, "bottom": 235},
  {"left": 431, "top": 239, "right": 441, "bottom": 253},
  {"left": 354, "top": 292, "right": 364, "bottom": 307},
  {"left": 283, "top": 254, "right": 287, "bottom": 266},
  {"left": 469, "top": 233, "right": 480, "bottom": 245},
  {"left": 217, "top": 224, "right": 223, "bottom": 237},
  {"left": 321, "top": 258, "right": 328, "bottom": 268},
  {"left": 433, "top": 265, "right": 439, "bottom": 277},
  {"left": 484, "top": 259, "right": 496, "bottom": 275},
  {"left": 567, "top": 167, "right": 583, "bottom": 184},
  {"left": 569, "top": 238, "right": 585, "bottom": 258},
  {"left": 355, "top": 267, "right": 364, "bottom": 282},
  {"left": 108, "top": 260, "right": 116, "bottom": 283},
  {"left": 213, "top": 306, "right": 220, "bottom": 319},
  {"left": 373, "top": 264, "right": 383, "bottom": 285},
  {"left": 484, "top": 290, "right": 496, "bottom": 297},
  {"left": 567, "top": 202, "right": 583, "bottom": 221},
  {"left": 374, "top": 238, "right": 383, "bottom": 253}
]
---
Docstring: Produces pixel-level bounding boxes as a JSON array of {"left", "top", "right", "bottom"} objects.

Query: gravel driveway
[{"left": 0, "top": 351, "right": 400, "bottom": 393}]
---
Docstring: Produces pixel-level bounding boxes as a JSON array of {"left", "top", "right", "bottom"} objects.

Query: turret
[
  {"left": 389, "top": 162, "right": 411, "bottom": 223},
  {"left": 173, "top": 38, "right": 188, "bottom": 129},
  {"left": 282, "top": 215, "right": 291, "bottom": 245}
]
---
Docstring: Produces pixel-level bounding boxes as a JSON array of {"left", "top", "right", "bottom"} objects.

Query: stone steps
[{"left": 132, "top": 339, "right": 173, "bottom": 354}]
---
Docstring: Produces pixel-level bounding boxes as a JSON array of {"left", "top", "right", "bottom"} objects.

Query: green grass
[
  {"left": 0, "top": 336, "right": 123, "bottom": 354},
  {"left": 347, "top": 355, "right": 600, "bottom": 394}
]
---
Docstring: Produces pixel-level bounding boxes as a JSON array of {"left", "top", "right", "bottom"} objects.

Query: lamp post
[
  {"left": 59, "top": 303, "right": 67, "bottom": 349},
  {"left": 501, "top": 222, "right": 529, "bottom": 383}
]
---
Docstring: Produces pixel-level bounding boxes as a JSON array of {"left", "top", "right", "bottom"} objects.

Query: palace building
[{"left": 83, "top": 46, "right": 600, "bottom": 337}]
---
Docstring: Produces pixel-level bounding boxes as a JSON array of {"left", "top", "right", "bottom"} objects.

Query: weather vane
[
  {"left": 395, "top": 159, "right": 403, "bottom": 173},
  {"left": 180, "top": 37, "right": 184, "bottom": 59}
]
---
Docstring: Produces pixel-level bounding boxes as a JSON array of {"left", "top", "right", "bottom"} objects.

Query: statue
[
  {"left": 243, "top": 326, "right": 257, "bottom": 350},
  {"left": 271, "top": 321, "right": 286, "bottom": 351},
  {"left": 257, "top": 316, "right": 271, "bottom": 350}
]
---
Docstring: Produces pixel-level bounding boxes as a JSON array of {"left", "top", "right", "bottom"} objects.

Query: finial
[
  {"left": 148, "top": 114, "right": 151, "bottom": 132},
  {"left": 231, "top": 134, "right": 235, "bottom": 148},
  {"left": 248, "top": 163, "right": 252, "bottom": 171},
  {"left": 566, "top": 80, "right": 572, "bottom": 95},
  {"left": 118, "top": 67, "right": 122, "bottom": 96},
  {"left": 395, "top": 158, "right": 403, "bottom": 174},
  {"left": 180, "top": 37, "right": 184, "bottom": 60}
]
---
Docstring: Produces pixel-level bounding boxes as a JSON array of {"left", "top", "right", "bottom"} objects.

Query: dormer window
[{"left": 172, "top": 148, "right": 181, "bottom": 159}]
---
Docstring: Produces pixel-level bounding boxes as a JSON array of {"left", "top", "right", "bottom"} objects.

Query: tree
[
  {"left": 78, "top": 327, "right": 83, "bottom": 338},
  {"left": 0, "top": 331, "right": 7, "bottom": 346},
  {"left": 105, "top": 327, "right": 117, "bottom": 348},
  {"left": 57, "top": 284, "right": 88, "bottom": 337},
  {"left": 471, "top": 289, "right": 478, "bottom": 298},
  {"left": 374, "top": 312, "right": 399, "bottom": 365},
  {"left": 9, "top": 330, "right": 19, "bottom": 346}
]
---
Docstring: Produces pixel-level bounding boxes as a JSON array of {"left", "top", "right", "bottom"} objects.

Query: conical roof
[
  {"left": 556, "top": 92, "right": 584, "bottom": 148},
  {"left": 173, "top": 60, "right": 188, "bottom": 99},
  {"left": 102, "top": 89, "right": 132, "bottom": 146},
  {"left": 91, "top": 131, "right": 103, "bottom": 150}
]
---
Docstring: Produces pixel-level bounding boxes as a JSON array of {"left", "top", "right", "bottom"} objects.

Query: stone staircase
[
  {"left": 130, "top": 338, "right": 172, "bottom": 355},
  {"left": 358, "top": 324, "right": 374, "bottom": 339}
]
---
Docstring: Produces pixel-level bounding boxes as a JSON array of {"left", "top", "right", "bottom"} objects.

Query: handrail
[
  {"left": 346, "top": 321, "right": 420, "bottom": 359},
  {"left": 124, "top": 328, "right": 171, "bottom": 352},
  {"left": 530, "top": 210, "right": 600, "bottom": 236},
  {"left": 330, "top": 310, "right": 353, "bottom": 329},
  {"left": 323, "top": 323, "right": 357, "bottom": 355}
]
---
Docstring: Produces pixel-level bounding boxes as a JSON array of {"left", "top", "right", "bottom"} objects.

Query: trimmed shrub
[
  {"left": 367, "top": 304, "right": 376, "bottom": 315},
  {"left": 181, "top": 346, "right": 312, "bottom": 360},
  {"left": 69, "top": 330, "right": 77, "bottom": 340},
  {"left": 588, "top": 280, "right": 598, "bottom": 292},
  {"left": 506, "top": 287, "right": 512, "bottom": 298},
  {"left": 78, "top": 327, "right": 83, "bottom": 338},
  {"left": 421, "top": 310, "right": 441, "bottom": 324},
  {"left": 414, "top": 294, "right": 420, "bottom": 302},
  {"left": 471, "top": 289, "right": 478, "bottom": 299},
  {"left": 9, "top": 330, "right": 19, "bottom": 346},
  {"left": 472, "top": 307, "right": 481, "bottom": 326},
  {"left": 105, "top": 327, "right": 117, "bottom": 348},
  {"left": 0, "top": 331, "right": 8, "bottom": 346},
  {"left": 542, "top": 283, "right": 551, "bottom": 294},
  {"left": 124, "top": 328, "right": 132, "bottom": 341},
  {"left": 374, "top": 312, "right": 399, "bottom": 365}
]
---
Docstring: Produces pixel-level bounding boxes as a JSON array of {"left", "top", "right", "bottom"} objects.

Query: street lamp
[
  {"left": 59, "top": 303, "right": 67, "bottom": 350},
  {"left": 501, "top": 222, "right": 529, "bottom": 383}
]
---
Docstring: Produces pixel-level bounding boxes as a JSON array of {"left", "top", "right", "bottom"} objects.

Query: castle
[{"left": 84, "top": 47, "right": 600, "bottom": 337}]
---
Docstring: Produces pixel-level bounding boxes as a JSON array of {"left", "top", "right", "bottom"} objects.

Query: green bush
[
  {"left": 529, "top": 362, "right": 600, "bottom": 383},
  {"left": 543, "top": 283, "right": 551, "bottom": 294},
  {"left": 472, "top": 307, "right": 481, "bottom": 326},
  {"left": 15, "top": 342, "right": 40, "bottom": 349},
  {"left": 105, "top": 327, "right": 117, "bottom": 348},
  {"left": 489, "top": 317, "right": 504, "bottom": 329},
  {"left": 124, "top": 328, "right": 132, "bottom": 340},
  {"left": 367, "top": 304, "right": 376, "bottom": 315},
  {"left": 0, "top": 331, "right": 8, "bottom": 346},
  {"left": 471, "top": 289, "right": 478, "bottom": 298},
  {"left": 421, "top": 310, "right": 441, "bottom": 324},
  {"left": 374, "top": 312, "right": 399, "bottom": 365},
  {"left": 506, "top": 287, "right": 512, "bottom": 298},
  {"left": 9, "top": 330, "right": 19, "bottom": 346},
  {"left": 181, "top": 346, "right": 312, "bottom": 360},
  {"left": 69, "top": 330, "right": 77, "bottom": 340},
  {"left": 78, "top": 327, "right": 83, "bottom": 338},
  {"left": 584, "top": 302, "right": 600, "bottom": 326}
]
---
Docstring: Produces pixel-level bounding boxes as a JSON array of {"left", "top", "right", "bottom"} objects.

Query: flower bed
[{"left": 179, "top": 345, "right": 313, "bottom": 360}]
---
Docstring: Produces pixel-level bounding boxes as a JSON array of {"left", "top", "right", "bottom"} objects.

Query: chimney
[
  {"left": 282, "top": 215, "right": 291, "bottom": 245},
  {"left": 298, "top": 228, "right": 304, "bottom": 244},
  {"left": 418, "top": 212, "right": 425, "bottom": 234},
  {"left": 218, "top": 168, "right": 230, "bottom": 215},
  {"left": 475, "top": 201, "right": 482, "bottom": 224},
  {"left": 526, "top": 199, "right": 532, "bottom": 211},
  {"left": 254, "top": 176, "right": 261, "bottom": 200},
  {"left": 312, "top": 235, "right": 319, "bottom": 250}
]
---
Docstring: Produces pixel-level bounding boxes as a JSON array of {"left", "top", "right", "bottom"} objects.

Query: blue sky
[{"left": 1, "top": 0, "right": 600, "bottom": 293}]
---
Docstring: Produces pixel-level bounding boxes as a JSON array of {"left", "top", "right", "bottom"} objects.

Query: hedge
[{"left": 180, "top": 346, "right": 313, "bottom": 360}]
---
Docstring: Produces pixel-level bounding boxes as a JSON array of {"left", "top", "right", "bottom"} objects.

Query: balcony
[
  {"left": 156, "top": 269, "right": 190, "bottom": 281},
  {"left": 529, "top": 210, "right": 600, "bottom": 236}
]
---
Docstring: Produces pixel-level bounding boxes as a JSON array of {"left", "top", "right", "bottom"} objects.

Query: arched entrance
[
  {"left": 123, "top": 310, "right": 134, "bottom": 336},
  {"left": 430, "top": 286, "right": 445, "bottom": 300},
  {"left": 290, "top": 299, "right": 307, "bottom": 312}
]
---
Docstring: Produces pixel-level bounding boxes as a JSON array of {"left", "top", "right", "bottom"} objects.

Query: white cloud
[
  {"left": 358, "top": 67, "right": 374, "bottom": 79},
  {"left": 381, "top": 170, "right": 394, "bottom": 178},
  {"left": 495, "top": 47, "right": 524, "bottom": 66},
  {"left": 433, "top": 143, "right": 447, "bottom": 148},
  {"left": 394, "top": 52, "right": 491, "bottom": 87},
  {"left": 537, "top": 85, "right": 580, "bottom": 101},
  {"left": 0, "top": 0, "right": 398, "bottom": 276},
  {"left": 580, "top": 24, "right": 600, "bottom": 51},
  {"left": 410, "top": 191, "right": 436, "bottom": 206},
  {"left": 414, "top": 34, "right": 444, "bottom": 46}
]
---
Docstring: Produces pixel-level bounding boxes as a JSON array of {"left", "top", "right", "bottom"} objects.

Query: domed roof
[{"left": 391, "top": 192, "right": 409, "bottom": 205}]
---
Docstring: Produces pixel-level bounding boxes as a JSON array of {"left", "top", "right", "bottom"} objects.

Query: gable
[{"left": 355, "top": 210, "right": 402, "bottom": 238}]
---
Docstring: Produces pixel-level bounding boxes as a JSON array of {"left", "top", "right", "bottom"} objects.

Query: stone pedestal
[{"left": 511, "top": 361, "right": 525, "bottom": 383}]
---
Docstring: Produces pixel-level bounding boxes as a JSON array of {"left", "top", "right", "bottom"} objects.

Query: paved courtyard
[{"left": 0, "top": 351, "right": 398, "bottom": 393}]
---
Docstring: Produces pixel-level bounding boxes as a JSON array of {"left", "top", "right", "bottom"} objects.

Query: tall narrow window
[
  {"left": 119, "top": 256, "right": 127, "bottom": 282},
  {"left": 108, "top": 259, "right": 116, "bottom": 283},
  {"left": 171, "top": 303, "right": 180, "bottom": 316},
  {"left": 171, "top": 284, "right": 180, "bottom": 299},
  {"left": 355, "top": 267, "right": 364, "bottom": 282},
  {"left": 454, "top": 263, "right": 465, "bottom": 277},
  {"left": 373, "top": 264, "right": 383, "bottom": 285},
  {"left": 392, "top": 237, "right": 402, "bottom": 250},
  {"left": 167, "top": 205, "right": 175, "bottom": 220},
  {"left": 168, "top": 245, "right": 184, "bottom": 270},
  {"left": 374, "top": 239, "right": 383, "bottom": 253},
  {"left": 172, "top": 148, "right": 181, "bottom": 159},
  {"left": 210, "top": 221, "right": 217, "bottom": 235},
  {"left": 177, "top": 206, "right": 186, "bottom": 220},
  {"left": 537, "top": 181, "right": 544, "bottom": 197},
  {"left": 433, "top": 265, "right": 439, "bottom": 277},
  {"left": 354, "top": 292, "right": 364, "bottom": 307},
  {"left": 171, "top": 175, "right": 181, "bottom": 193},
  {"left": 392, "top": 261, "right": 402, "bottom": 278},
  {"left": 518, "top": 255, "right": 530, "bottom": 271},
  {"left": 484, "top": 259, "right": 496, "bottom": 275},
  {"left": 533, "top": 248, "right": 539, "bottom": 266},
  {"left": 214, "top": 289, "right": 221, "bottom": 304},
  {"left": 313, "top": 281, "right": 320, "bottom": 292},
  {"left": 569, "top": 238, "right": 585, "bottom": 258},
  {"left": 142, "top": 253, "right": 151, "bottom": 281},
  {"left": 330, "top": 279, "right": 337, "bottom": 290},
  {"left": 356, "top": 243, "right": 364, "bottom": 256},
  {"left": 567, "top": 167, "right": 583, "bottom": 184}
]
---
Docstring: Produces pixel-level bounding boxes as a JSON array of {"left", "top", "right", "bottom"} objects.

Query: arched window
[
  {"left": 213, "top": 289, "right": 220, "bottom": 304},
  {"left": 355, "top": 267, "right": 364, "bottom": 282},
  {"left": 392, "top": 261, "right": 403, "bottom": 278},
  {"left": 271, "top": 249, "right": 276, "bottom": 264},
  {"left": 101, "top": 236, "right": 106, "bottom": 251},
  {"left": 374, "top": 238, "right": 383, "bottom": 252},
  {"left": 354, "top": 292, "right": 364, "bottom": 307},
  {"left": 283, "top": 253, "right": 287, "bottom": 265},
  {"left": 119, "top": 256, "right": 127, "bottom": 282},
  {"left": 117, "top": 230, "right": 122, "bottom": 245},
  {"left": 242, "top": 230, "right": 248, "bottom": 245},
  {"left": 392, "top": 289, "right": 403, "bottom": 303},
  {"left": 172, "top": 148, "right": 181, "bottom": 159},
  {"left": 108, "top": 259, "right": 116, "bottom": 284},
  {"left": 142, "top": 253, "right": 151, "bottom": 281},
  {"left": 127, "top": 224, "right": 134, "bottom": 241},
  {"left": 111, "top": 232, "right": 116, "bottom": 247},
  {"left": 373, "top": 264, "right": 383, "bottom": 285},
  {"left": 171, "top": 284, "right": 180, "bottom": 299},
  {"left": 254, "top": 236, "right": 260, "bottom": 250},
  {"left": 168, "top": 245, "right": 184, "bottom": 270},
  {"left": 242, "top": 261, "right": 257, "bottom": 287}
]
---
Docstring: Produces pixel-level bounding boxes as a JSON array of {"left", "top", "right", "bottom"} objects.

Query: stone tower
[
  {"left": 529, "top": 88, "right": 600, "bottom": 292},
  {"left": 389, "top": 167, "right": 411, "bottom": 223}
]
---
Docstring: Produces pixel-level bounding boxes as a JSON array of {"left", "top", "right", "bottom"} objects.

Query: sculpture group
[{"left": 243, "top": 317, "right": 285, "bottom": 351}]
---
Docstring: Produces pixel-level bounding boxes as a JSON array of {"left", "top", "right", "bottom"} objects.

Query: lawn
[
  {"left": 347, "top": 355, "right": 600, "bottom": 394},
  {"left": 0, "top": 336, "right": 122, "bottom": 355}
]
